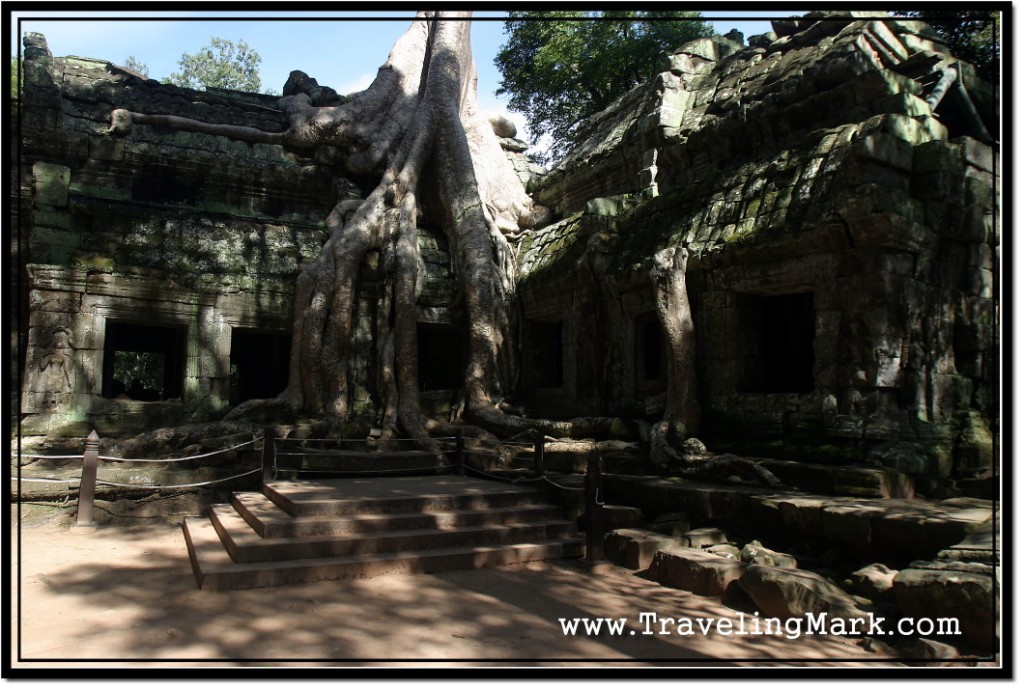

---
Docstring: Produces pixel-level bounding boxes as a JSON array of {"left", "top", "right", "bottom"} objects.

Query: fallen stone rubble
[{"left": 602, "top": 494, "right": 997, "bottom": 661}]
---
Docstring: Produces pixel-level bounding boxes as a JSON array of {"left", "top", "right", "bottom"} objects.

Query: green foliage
[
  {"left": 496, "top": 11, "right": 712, "bottom": 164},
  {"left": 10, "top": 57, "right": 22, "bottom": 98},
  {"left": 112, "top": 351, "right": 166, "bottom": 399},
  {"left": 168, "top": 37, "right": 263, "bottom": 92},
  {"left": 123, "top": 55, "right": 149, "bottom": 78},
  {"left": 896, "top": 10, "right": 1000, "bottom": 82}
]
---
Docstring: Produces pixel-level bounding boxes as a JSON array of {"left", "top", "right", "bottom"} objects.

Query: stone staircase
[{"left": 183, "top": 475, "right": 583, "bottom": 590}]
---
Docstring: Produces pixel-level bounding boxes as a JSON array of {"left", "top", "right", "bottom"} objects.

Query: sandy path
[{"left": 9, "top": 505, "right": 897, "bottom": 671}]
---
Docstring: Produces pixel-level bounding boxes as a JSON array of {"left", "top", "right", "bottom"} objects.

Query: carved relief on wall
[{"left": 33, "top": 327, "right": 76, "bottom": 411}]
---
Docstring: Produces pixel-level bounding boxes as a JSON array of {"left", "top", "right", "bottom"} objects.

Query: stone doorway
[
  {"left": 229, "top": 329, "right": 291, "bottom": 405},
  {"left": 635, "top": 311, "right": 667, "bottom": 396},
  {"left": 102, "top": 321, "right": 187, "bottom": 401},
  {"left": 738, "top": 292, "right": 815, "bottom": 394},
  {"left": 416, "top": 323, "right": 466, "bottom": 391},
  {"left": 524, "top": 320, "right": 564, "bottom": 389}
]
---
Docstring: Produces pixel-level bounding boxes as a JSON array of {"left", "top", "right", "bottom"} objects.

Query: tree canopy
[
  {"left": 896, "top": 10, "right": 999, "bottom": 82},
  {"left": 495, "top": 11, "right": 713, "bottom": 164},
  {"left": 123, "top": 55, "right": 149, "bottom": 78},
  {"left": 168, "top": 37, "right": 263, "bottom": 92}
]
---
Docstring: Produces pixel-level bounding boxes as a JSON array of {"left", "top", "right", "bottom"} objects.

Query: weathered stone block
[
  {"left": 682, "top": 526, "right": 729, "bottom": 549},
  {"left": 845, "top": 563, "right": 898, "bottom": 601},
  {"left": 740, "top": 540, "right": 797, "bottom": 568},
  {"left": 737, "top": 565, "right": 868, "bottom": 620},
  {"left": 706, "top": 544, "right": 741, "bottom": 560},
  {"left": 31, "top": 206, "right": 76, "bottom": 231},
  {"left": 28, "top": 288, "right": 82, "bottom": 315},
  {"left": 830, "top": 467, "right": 890, "bottom": 498},
  {"left": 89, "top": 135, "right": 125, "bottom": 161},
  {"left": 853, "top": 132, "right": 914, "bottom": 171},
  {"left": 32, "top": 162, "right": 71, "bottom": 207},
  {"left": 870, "top": 441, "right": 954, "bottom": 477},
  {"left": 746, "top": 495, "right": 787, "bottom": 535},
  {"left": 647, "top": 546, "right": 747, "bottom": 596},
  {"left": 873, "top": 500, "right": 989, "bottom": 556},
  {"left": 851, "top": 70, "right": 912, "bottom": 105},
  {"left": 815, "top": 503, "right": 880, "bottom": 544},
  {"left": 665, "top": 52, "right": 710, "bottom": 80},
  {"left": 893, "top": 566, "right": 995, "bottom": 651},
  {"left": 959, "top": 137, "right": 994, "bottom": 173},
  {"left": 777, "top": 496, "right": 825, "bottom": 535},
  {"left": 598, "top": 504, "right": 646, "bottom": 531},
  {"left": 910, "top": 638, "right": 962, "bottom": 660},
  {"left": 874, "top": 91, "right": 932, "bottom": 119},
  {"left": 646, "top": 511, "right": 691, "bottom": 537},
  {"left": 913, "top": 140, "right": 962, "bottom": 174},
  {"left": 604, "top": 528, "right": 679, "bottom": 570}
]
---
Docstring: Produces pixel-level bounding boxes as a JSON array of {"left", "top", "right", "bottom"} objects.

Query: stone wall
[
  {"left": 14, "top": 34, "right": 462, "bottom": 436},
  {"left": 518, "top": 15, "right": 998, "bottom": 486},
  {"left": 14, "top": 16, "right": 998, "bottom": 490}
]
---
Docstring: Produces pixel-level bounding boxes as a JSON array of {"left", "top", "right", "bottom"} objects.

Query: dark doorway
[
  {"left": 524, "top": 320, "right": 563, "bottom": 388},
  {"left": 416, "top": 324, "right": 466, "bottom": 391},
  {"left": 739, "top": 292, "right": 815, "bottom": 393},
  {"left": 635, "top": 311, "right": 667, "bottom": 393},
  {"left": 230, "top": 329, "right": 291, "bottom": 404},
  {"left": 102, "top": 321, "right": 186, "bottom": 400}
]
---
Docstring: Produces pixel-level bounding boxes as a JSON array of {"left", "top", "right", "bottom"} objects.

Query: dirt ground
[{"left": 5, "top": 499, "right": 939, "bottom": 673}]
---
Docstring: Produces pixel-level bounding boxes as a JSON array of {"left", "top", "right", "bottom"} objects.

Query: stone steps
[
  {"left": 271, "top": 449, "right": 448, "bottom": 476},
  {"left": 231, "top": 491, "right": 563, "bottom": 538},
  {"left": 209, "top": 505, "right": 577, "bottom": 562},
  {"left": 262, "top": 478, "right": 550, "bottom": 517},
  {"left": 183, "top": 476, "right": 583, "bottom": 590}
]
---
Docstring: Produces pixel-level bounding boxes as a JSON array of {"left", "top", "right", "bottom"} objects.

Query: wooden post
[
  {"left": 533, "top": 429, "right": 546, "bottom": 476},
  {"left": 454, "top": 430, "right": 465, "bottom": 476},
  {"left": 262, "top": 426, "right": 276, "bottom": 487},
  {"left": 583, "top": 453, "right": 606, "bottom": 564},
  {"left": 75, "top": 430, "right": 100, "bottom": 529}
]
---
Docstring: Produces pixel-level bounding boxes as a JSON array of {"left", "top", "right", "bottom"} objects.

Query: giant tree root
[
  {"left": 676, "top": 453, "right": 786, "bottom": 488},
  {"left": 106, "top": 13, "right": 645, "bottom": 451}
]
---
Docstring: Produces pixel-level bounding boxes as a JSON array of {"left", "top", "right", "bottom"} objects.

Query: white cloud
[{"left": 338, "top": 72, "right": 375, "bottom": 96}]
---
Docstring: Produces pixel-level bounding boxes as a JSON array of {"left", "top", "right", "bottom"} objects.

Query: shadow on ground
[{"left": 11, "top": 508, "right": 893, "bottom": 668}]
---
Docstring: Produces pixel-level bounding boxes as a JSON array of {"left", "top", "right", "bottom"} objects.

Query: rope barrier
[
  {"left": 272, "top": 436, "right": 458, "bottom": 444},
  {"left": 461, "top": 440, "right": 536, "bottom": 449},
  {"left": 541, "top": 475, "right": 586, "bottom": 492},
  {"left": 97, "top": 438, "right": 256, "bottom": 463},
  {"left": 463, "top": 465, "right": 543, "bottom": 485},
  {"left": 13, "top": 454, "right": 84, "bottom": 461},
  {"left": 275, "top": 449, "right": 440, "bottom": 458},
  {"left": 275, "top": 464, "right": 455, "bottom": 475},
  {"left": 95, "top": 468, "right": 261, "bottom": 490},
  {"left": 462, "top": 448, "right": 501, "bottom": 459},
  {"left": 15, "top": 477, "right": 77, "bottom": 484}
]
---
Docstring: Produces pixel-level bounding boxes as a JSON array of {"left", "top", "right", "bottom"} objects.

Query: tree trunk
[
  {"left": 109, "top": 12, "right": 632, "bottom": 444},
  {"left": 649, "top": 246, "right": 700, "bottom": 467}
]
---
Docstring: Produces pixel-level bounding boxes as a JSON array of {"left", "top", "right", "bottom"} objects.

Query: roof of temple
[{"left": 518, "top": 12, "right": 996, "bottom": 279}]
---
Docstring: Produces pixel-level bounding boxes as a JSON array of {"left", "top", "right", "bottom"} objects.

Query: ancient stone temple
[
  {"left": 14, "top": 12, "right": 998, "bottom": 495},
  {"left": 514, "top": 15, "right": 998, "bottom": 493}
]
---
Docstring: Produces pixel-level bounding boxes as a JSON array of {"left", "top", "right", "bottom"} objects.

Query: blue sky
[{"left": 10, "top": 9, "right": 794, "bottom": 137}]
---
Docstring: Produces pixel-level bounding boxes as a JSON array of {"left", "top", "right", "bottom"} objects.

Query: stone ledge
[
  {"left": 646, "top": 546, "right": 747, "bottom": 596},
  {"left": 604, "top": 528, "right": 680, "bottom": 570},
  {"left": 605, "top": 474, "right": 993, "bottom": 561}
]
